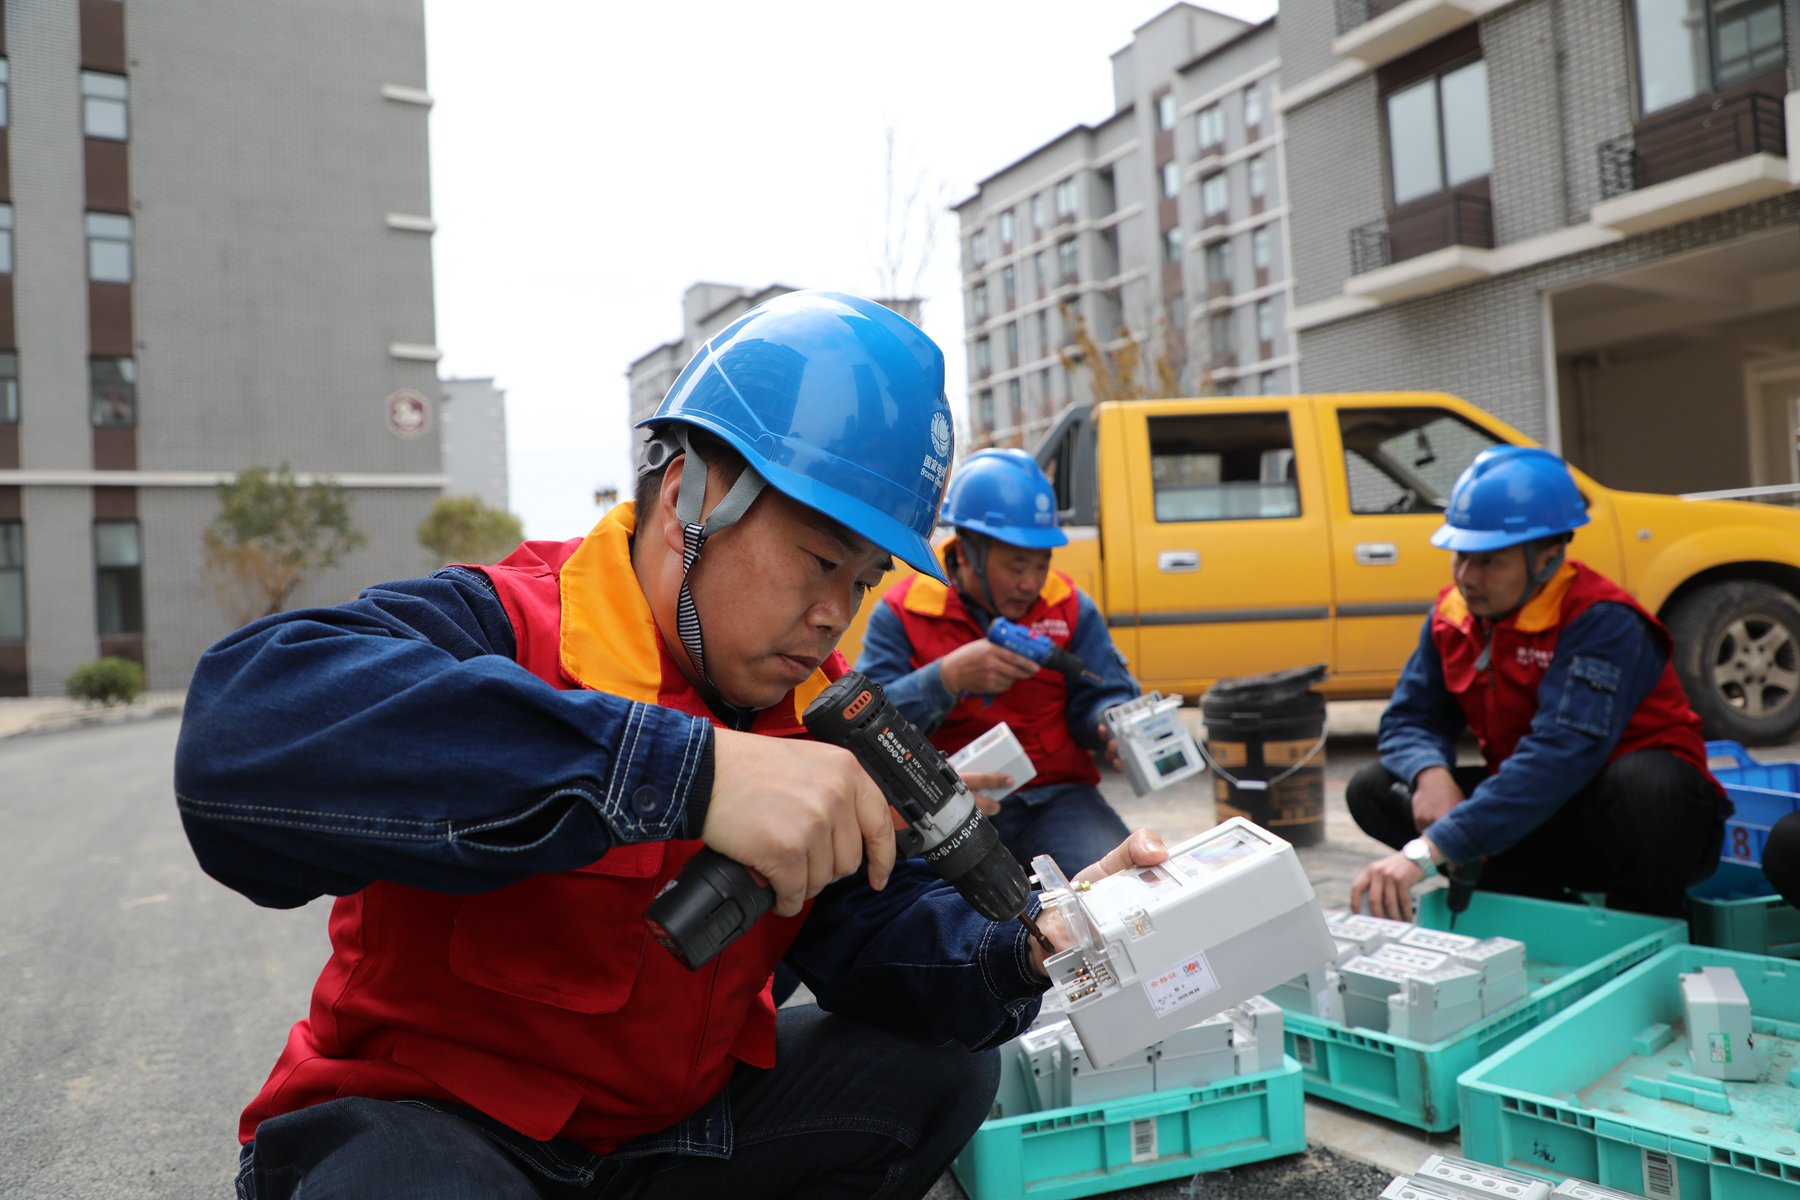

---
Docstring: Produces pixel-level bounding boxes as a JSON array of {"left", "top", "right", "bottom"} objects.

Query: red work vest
[
  {"left": 240, "top": 503, "right": 839, "bottom": 1154},
  {"left": 883, "top": 542, "right": 1097, "bottom": 788},
  {"left": 1430, "top": 560, "right": 1718, "bottom": 791}
]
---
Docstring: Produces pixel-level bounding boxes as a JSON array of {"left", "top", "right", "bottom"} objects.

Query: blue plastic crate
[
  {"left": 950, "top": 1057, "right": 1307, "bottom": 1200},
  {"left": 1706, "top": 741, "right": 1800, "bottom": 871},
  {"left": 1459, "top": 946, "right": 1800, "bottom": 1200},
  {"left": 1280, "top": 891, "right": 1685, "bottom": 1132}
]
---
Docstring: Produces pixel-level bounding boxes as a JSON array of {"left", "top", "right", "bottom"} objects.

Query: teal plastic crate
[
  {"left": 1459, "top": 945, "right": 1800, "bottom": 1200},
  {"left": 1281, "top": 890, "right": 1686, "bottom": 1132},
  {"left": 950, "top": 1057, "right": 1307, "bottom": 1200},
  {"left": 1690, "top": 865, "right": 1800, "bottom": 960}
]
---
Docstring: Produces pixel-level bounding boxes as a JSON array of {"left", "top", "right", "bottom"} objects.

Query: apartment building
[
  {"left": 626, "top": 283, "right": 923, "bottom": 451},
  {"left": 0, "top": 1, "right": 441, "bottom": 696},
  {"left": 1281, "top": 0, "right": 1799, "bottom": 494},
  {"left": 440, "top": 377, "right": 510, "bottom": 513},
  {"left": 953, "top": 4, "right": 1293, "bottom": 451}
]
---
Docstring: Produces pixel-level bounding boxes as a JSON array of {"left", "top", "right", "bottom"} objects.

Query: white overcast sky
[{"left": 424, "top": 0, "right": 1277, "bottom": 540}]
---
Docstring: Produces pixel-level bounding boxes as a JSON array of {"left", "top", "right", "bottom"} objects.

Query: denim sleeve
[
  {"left": 854, "top": 600, "right": 957, "bottom": 733},
  {"left": 1424, "top": 602, "right": 1665, "bottom": 864},
  {"left": 174, "top": 567, "right": 715, "bottom": 909},
  {"left": 1065, "top": 591, "right": 1141, "bottom": 750},
  {"left": 1378, "top": 616, "right": 1466, "bottom": 787},
  {"left": 787, "top": 860, "right": 1048, "bottom": 1050}
]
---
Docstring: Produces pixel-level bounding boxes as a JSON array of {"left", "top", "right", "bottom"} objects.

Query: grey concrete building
[
  {"left": 953, "top": 4, "right": 1293, "bottom": 451},
  {"left": 440, "top": 377, "right": 510, "bottom": 513},
  {"left": 0, "top": 1, "right": 442, "bottom": 696},
  {"left": 1280, "top": 0, "right": 1799, "bottom": 494},
  {"left": 626, "top": 283, "right": 923, "bottom": 451}
]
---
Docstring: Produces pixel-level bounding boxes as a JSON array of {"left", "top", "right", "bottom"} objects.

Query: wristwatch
[{"left": 1402, "top": 838, "right": 1439, "bottom": 879}]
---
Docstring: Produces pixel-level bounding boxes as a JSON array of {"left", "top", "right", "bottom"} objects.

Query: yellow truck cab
[{"left": 842, "top": 393, "right": 1800, "bottom": 746}]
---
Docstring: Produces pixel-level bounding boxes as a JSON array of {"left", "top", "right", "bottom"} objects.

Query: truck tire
[{"left": 1666, "top": 581, "right": 1800, "bottom": 746}]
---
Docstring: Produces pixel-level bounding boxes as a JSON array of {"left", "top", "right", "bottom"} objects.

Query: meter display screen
[
  {"left": 1172, "top": 827, "right": 1264, "bottom": 879},
  {"left": 1153, "top": 749, "right": 1190, "bottom": 777}
]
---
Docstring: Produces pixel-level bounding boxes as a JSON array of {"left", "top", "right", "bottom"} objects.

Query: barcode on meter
[
  {"left": 1642, "top": 1149, "right": 1679, "bottom": 1200},
  {"left": 1294, "top": 1036, "right": 1316, "bottom": 1069},
  {"left": 1131, "top": 1117, "right": 1159, "bottom": 1163}
]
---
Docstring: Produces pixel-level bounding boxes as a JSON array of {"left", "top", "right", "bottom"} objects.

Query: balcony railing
[
  {"left": 1335, "top": 0, "right": 1410, "bottom": 34},
  {"left": 1349, "top": 221, "right": 1391, "bottom": 274},
  {"left": 1598, "top": 135, "right": 1635, "bottom": 199},
  {"left": 1634, "top": 87, "right": 1786, "bottom": 189},
  {"left": 1349, "top": 184, "right": 1494, "bottom": 275}
]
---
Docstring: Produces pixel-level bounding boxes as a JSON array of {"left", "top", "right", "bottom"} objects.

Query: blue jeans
[
  {"left": 988, "top": 783, "right": 1130, "bottom": 877},
  {"left": 236, "top": 1005, "right": 998, "bottom": 1200}
]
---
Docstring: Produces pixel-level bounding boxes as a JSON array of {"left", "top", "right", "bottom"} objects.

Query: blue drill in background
[{"left": 984, "top": 616, "right": 1107, "bottom": 691}]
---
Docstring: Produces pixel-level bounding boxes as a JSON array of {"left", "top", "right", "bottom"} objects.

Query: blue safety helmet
[
  {"left": 639, "top": 291, "right": 954, "bottom": 585},
  {"left": 941, "top": 449, "right": 1068, "bottom": 550},
  {"left": 1430, "top": 446, "right": 1591, "bottom": 552}
]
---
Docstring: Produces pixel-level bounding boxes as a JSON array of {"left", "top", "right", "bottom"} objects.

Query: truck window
[
  {"left": 1149, "top": 412, "right": 1300, "bottom": 522},
  {"left": 1338, "top": 408, "right": 1502, "bottom": 514}
]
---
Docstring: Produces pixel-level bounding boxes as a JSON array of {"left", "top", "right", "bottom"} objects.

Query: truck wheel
[{"left": 1666, "top": 581, "right": 1800, "bottom": 746}]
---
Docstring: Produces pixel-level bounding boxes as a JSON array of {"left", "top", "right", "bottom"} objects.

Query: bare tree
[
  {"left": 1058, "top": 303, "right": 1186, "bottom": 402},
  {"left": 872, "top": 126, "right": 948, "bottom": 302}
]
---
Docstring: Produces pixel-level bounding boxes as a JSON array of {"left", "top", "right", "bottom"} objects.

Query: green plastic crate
[
  {"left": 1690, "top": 866, "right": 1800, "bottom": 960},
  {"left": 1459, "top": 946, "right": 1800, "bottom": 1200},
  {"left": 950, "top": 1056, "right": 1307, "bottom": 1200},
  {"left": 1280, "top": 891, "right": 1686, "bottom": 1132}
]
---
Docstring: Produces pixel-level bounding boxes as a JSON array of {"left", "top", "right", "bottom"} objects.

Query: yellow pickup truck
[{"left": 841, "top": 392, "right": 1800, "bottom": 746}]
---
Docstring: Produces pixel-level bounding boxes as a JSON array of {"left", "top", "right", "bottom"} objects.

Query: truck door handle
[
  {"left": 1158, "top": 550, "right": 1200, "bottom": 573},
  {"left": 1354, "top": 542, "right": 1398, "bottom": 566}
]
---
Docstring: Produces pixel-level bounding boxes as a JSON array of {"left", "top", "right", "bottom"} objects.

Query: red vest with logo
[
  {"left": 883, "top": 542, "right": 1097, "bottom": 788},
  {"left": 239, "top": 503, "right": 839, "bottom": 1153},
  {"left": 1430, "top": 560, "right": 1717, "bottom": 790}
]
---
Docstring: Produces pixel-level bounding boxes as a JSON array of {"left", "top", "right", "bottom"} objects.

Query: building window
[
  {"left": 974, "top": 336, "right": 992, "bottom": 375},
  {"left": 1053, "top": 178, "right": 1078, "bottom": 220},
  {"left": 1201, "top": 173, "right": 1229, "bottom": 218},
  {"left": 95, "top": 519, "right": 143, "bottom": 636},
  {"left": 1037, "top": 312, "right": 1049, "bottom": 355},
  {"left": 971, "top": 282, "right": 989, "bottom": 322},
  {"left": 1163, "top": 227, "right": 1185, "bottom": 265},
  {"left": 1035, "top": 251, "right": 1049, "bottom": 295},
  {"left": 1004, "top": 322, "right": 1019, "bottom": 361},
  {"left": 971, "top": 229, "right": 989, "bottom": 267},
  {"left": 0, "top": 203, "right": 12, "bottom": 275},
  {"left": 0, "top": 60, "right": 10, "bottom": 129},
  {"left": 1632, "top": 0, "right": 1788, "bottom": 112},
  {"left": 976, "top": 389, "right": 994, "bottom": 431},
  {"left": 1209, "top": 311, "right": 1236, "bottom": 356},
  {"left": 1040, "top": 368, "right": 1054, "bottom": 405},
  {"left": 1252, "top": 227, "right": 1272, "bottom": 272},
  {"left": 1196, "top": 104, "right": 1224, "bottom": 150},
  {"left": 1002, "top": 265, "right": 1016, "bottom": 308},
  {"left": 0, "top": 352, "right": 16, "bottom": 424},
  {"left": 1205, "top": 240, "right": 1234, "bottom": 285},
  {"left": 1160, "top": 160, "right": 1182, "bottom": 198},
  {"left": 0, "top": 520, "right": 21, "bottom": 640},
  {"left": 1386, "top": 59, "right": 1492, "bottom": 206},
  {"left": 1248, "top": 155, "right": 1267, "bottom": 202},
  {"left": 1255, "top": 299, "right": 1276, "bottom": 348},
  {"left": 1157, "top": 92, "right": 1178, "bottom": 131},
  {"left": 1031, "top": 194, "right": 1046, "bottom": 234},
  {"left": 81, "top": 71, "right": 129, "bottom": 141},
  {"left": 1259, "top": 371, "right": 1278, "bottom": 395},
  {"left": 90, "top": 356, "right": 136, "bottom": 427},
  {"left": 1007, "top": 379, "right": 1023, "bottom": 427},
  {"left": 1243, "top": 83, "right": 1265, "bottom": 131},
  {"left": 86, "top": 213, "right": 132, "bottom": 283},
  {"left": 1057, "top": 239, "right": 1078, "bottom": 281},
  {"left": 999, "top": 209, "right": 1015, "bottom": 246}
]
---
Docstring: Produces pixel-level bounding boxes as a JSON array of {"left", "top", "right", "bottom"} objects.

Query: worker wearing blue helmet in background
[
  {"left": 175, "top": 292, "right": 1167, "bottom": 1200},
  {"left": 857, "top": 448, "right": 1141, "bottom": 876},
  {"left": 1348, "top": 446, "right": 1729, "bottom": 922}
]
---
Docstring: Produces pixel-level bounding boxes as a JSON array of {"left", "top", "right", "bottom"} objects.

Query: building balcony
[
  {"left": 1332, "top": 0, "right": 1506, "bottom": 69},
  {"left": 1348, "top": 181, "right": 1494, "bottom": 277}
]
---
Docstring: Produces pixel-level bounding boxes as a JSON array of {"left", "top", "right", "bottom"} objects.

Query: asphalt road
[
  {"left": 0, "top": 718, "right": 332, "bottom": 1199},
  {"left": 0, "top": 716, "right": 1397, "bottom": 1200}
]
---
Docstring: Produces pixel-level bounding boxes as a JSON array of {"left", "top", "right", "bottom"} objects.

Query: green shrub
[{"left": 65, "top": 657, "right": 146, "bottom": 707}]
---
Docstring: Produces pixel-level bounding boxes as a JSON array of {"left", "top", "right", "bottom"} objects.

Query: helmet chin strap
[
  {"left": 648, "top": 426, "right": 770, "bottom": 716},
  {"left": 1474, "top": 538, "right": 1568, "bottom": 671},
  {"left": 955, "top": 530, "right": 1004, "bottom": 628}
]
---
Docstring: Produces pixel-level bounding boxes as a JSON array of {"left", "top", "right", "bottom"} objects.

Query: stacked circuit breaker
[
  {"left": 998, "top": 995, "right": 1286, "bottom": 1114},
  {"left": 1384, "top": 1155, "right": 1641, "bottom": 1200},
  {"left": 1266, "top": 912, "right": 1527, "bottom": 1042}
]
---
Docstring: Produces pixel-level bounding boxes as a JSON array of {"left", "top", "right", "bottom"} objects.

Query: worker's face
[
  {"left": 663, "top": 455, "right": 892, "bottom": 709},
  {"left": 1452, "top": 542, "right": 1559, "bottom": 619},
  {"left": 954, "top": 538, "right": 1053, "bottom": 623}
]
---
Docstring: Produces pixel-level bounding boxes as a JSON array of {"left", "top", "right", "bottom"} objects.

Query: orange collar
[
  {"left": 556, "top": 502, "right": 835, "bottom": 726},
  {"left": 1437, "top": 562, "right": 1578, "bottom": 634}
]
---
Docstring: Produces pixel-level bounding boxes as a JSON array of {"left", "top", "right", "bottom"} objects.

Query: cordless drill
[
  {"left": 644, "top": 672, "right": 1048, "bottom": 970},
  {"left": 1386, "top": 778, "right": 1484, "bottom": 928},
  {"left": 979, "top": 616, "right": 1106, "bottom": 703}
]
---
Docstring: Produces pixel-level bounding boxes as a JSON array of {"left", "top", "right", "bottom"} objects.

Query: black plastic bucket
[{"left": 1200, "top": 663, "right": 1328, "bottom": 847}]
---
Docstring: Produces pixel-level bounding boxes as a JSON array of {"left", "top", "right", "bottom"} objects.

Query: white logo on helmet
[
  {"left": 1035, "top": 493, "right": 1051, "bottom": 512},
  {"left": 930, "top": 412, "right": 951, "bottom": 458}
]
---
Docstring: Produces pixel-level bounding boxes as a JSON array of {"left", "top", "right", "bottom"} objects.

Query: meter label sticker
[
  {"left": 1642, "top": 1149, "right": 1679, "bottom": 1200},
  {"left": 1171, "top": 827, "right": 1264, "bottom": 880},
  {"left": 1709, "top": 1032, "right": 1731, "bottom": 1063},
  {"left": 1130, "top": 1117, "right": 1159, "bottom": 1163},
  {"left": 1143, "top": 951, "right": 1221, "bottom": 1018}
]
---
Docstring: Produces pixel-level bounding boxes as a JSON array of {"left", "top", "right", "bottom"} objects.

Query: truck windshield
[{"left": 1338, "top": 408, "right": 1502, "bottom": 514}]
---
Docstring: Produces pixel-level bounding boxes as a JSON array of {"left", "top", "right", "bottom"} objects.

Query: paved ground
[{"left": 0, "top": 692, "right": 186, "bottom": 741}]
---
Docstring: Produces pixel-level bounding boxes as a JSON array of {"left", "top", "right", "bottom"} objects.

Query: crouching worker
[
  {"left": 857, "top": 449, "right": 1139, "bottom": 875},
  {"left": 1349, "top": 447, "right": 1729, "bottom": 921},
  {"left": 174, "top": 293, "right": 1167, "bottom": 1200}
]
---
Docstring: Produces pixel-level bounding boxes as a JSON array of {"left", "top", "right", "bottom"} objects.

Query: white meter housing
[
  {"left": 948, "top": 721, "right": 1036, "bottom": 802},
  {"left": 1036, "top": 816, "right": 1336, "bottom": 1067},
  {"left": 1103, "top": 692, "right": 1205, "bottom": 796}
]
